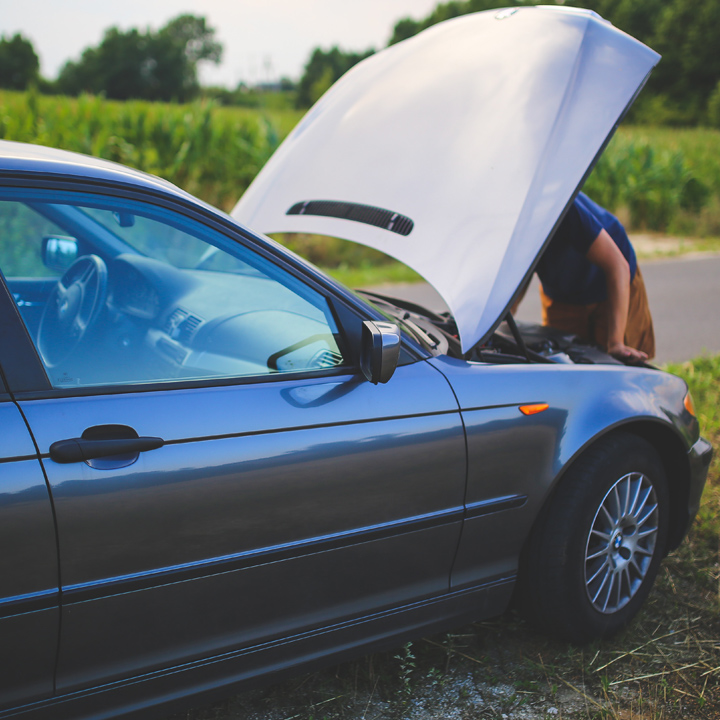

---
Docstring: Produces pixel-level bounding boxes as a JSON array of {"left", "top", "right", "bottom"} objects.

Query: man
[{"left": 533, "top": 192, "right": 654, "bottom": 363}]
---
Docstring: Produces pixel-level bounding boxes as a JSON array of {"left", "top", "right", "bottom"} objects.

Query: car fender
[{"left": 427, "top": 356, "right": 696, "bottom": 552}]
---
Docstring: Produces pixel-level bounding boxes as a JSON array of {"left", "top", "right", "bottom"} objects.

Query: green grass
[
  {"left": 323, "top": 261, "right": 423, "bottom": 288},
  {"left": 665, "top": 355, "right": 720, "bottom": 539},
  {"left": 269, "top": 232, "right": 424, "bottom": 288}
]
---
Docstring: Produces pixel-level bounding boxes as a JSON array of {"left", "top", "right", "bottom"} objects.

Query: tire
[{"left": 519, "top": 432, "right": 669, "bottom": 643}]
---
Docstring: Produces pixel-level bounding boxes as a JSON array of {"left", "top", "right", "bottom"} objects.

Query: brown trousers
[{"left": 540, "top": 267, "right": 656, "bottom": 359}]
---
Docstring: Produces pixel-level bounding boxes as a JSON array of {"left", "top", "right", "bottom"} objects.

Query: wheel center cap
[{"left": 613, "top": 533, "right": 624, "bottom": 551}]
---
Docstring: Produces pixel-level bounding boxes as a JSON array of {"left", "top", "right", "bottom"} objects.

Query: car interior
[{"left": 0, "top": 196, "right": 347, "bottom": 389}]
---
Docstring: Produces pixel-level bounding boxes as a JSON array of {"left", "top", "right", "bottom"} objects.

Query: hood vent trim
[{"left": 287, "top": 200, "right": 414, "bottom": 237}]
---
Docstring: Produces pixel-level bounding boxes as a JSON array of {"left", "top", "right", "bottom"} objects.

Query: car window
[
  {"left": 0, "top": 190, "right": 347, "bottom": 389},
  {"left": 0, "top": 201, "right": 65, "bottom": 277},
  {"left": 81, "top": 207, "right": 210, "bottom": 268}
]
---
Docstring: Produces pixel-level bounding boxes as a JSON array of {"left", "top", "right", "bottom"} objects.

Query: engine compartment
[{"left": 358, "top": 290, "right": 630, "bottom": 367}]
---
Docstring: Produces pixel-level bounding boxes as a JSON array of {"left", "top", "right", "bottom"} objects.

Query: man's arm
[{"left": 586, "top": 229, "right": 647, "bottom": 363}]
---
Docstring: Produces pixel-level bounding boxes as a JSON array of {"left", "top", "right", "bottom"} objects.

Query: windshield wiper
[{"left": 400, "top": 313, "right": 439, "bottom": 350}]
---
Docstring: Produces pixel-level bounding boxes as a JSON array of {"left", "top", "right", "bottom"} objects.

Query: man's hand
[{"left": 607, "top": 342, "right": 648, "bottom": 364}]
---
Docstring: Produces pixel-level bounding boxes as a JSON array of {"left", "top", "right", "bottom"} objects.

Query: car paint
[
  {"left": 22, "top": 362, "right": 467, "bottom": 689},
  {"left": 0, "top": 402, "right": 58, "bottom": 707},
  {"left": 429, "top": 356, "right": 702, "bottom": 574},
  {"left": 0, "top": 140, "right": 710, "bottom": 720}
]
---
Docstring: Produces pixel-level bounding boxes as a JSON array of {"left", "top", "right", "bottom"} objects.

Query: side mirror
[
  {"left": 360, "top": 321, "right": 401, "bottom": 384},
  {"left": 42, "top": 236, "right": 79, "bottom": 273}
]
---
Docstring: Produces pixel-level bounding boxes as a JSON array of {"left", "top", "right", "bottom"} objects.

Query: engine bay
[{"left": 358, "top": 291, "right": 629, "bottom": 367}]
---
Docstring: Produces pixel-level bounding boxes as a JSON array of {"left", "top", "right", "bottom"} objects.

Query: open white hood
[{"left": 232, "top": 6, "right": 659, "bottom": 352}]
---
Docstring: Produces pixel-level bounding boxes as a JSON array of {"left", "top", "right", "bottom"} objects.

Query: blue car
[{"left": 0, "top": 7, "right": 712, "bottom": 720}]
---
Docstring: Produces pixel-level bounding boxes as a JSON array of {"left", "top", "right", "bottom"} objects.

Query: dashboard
[{"left": 95, "top": 253, "right": 346, "bottom": 386}]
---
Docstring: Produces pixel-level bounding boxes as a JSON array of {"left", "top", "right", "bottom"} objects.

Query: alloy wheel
[{"left": 584, "top": 472, "right": 659, "bottom": 614}]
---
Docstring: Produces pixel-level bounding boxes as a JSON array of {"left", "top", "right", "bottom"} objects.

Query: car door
[
  {"left": 0, "top": 187, "right": 467, "bottom": 693},
  {"left": 0, "top": 384, "right": 59, "bottom": 709}
]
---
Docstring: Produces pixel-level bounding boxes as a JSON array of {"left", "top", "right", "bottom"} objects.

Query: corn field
[
  {"left": 1, "top": 90, "right": 719, "bottom": 235},
  {"left": 0, "top": 90, "right": 303, "bottom": 212},
  {"left": 584, "top": 130, "right": 720, "bottom": 235}
]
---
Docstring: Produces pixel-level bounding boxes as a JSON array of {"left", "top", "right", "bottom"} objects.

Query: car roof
[
  {"left": 0, "top": 139, "right": 192, "bottom": 201},
  {"left": 0, "top": 139, "right": 367, "bottom": 315}
]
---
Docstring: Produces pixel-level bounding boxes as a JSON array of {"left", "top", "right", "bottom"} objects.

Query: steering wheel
[{"left": 37, "top": 254, "right": 108, "bottom": 367}]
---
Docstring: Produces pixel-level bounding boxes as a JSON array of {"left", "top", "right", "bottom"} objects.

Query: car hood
[{"left": 232, "top": 6, "right": 659, "bottom": 352}]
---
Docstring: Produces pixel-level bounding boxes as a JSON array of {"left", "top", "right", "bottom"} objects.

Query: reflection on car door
[
  {"left": 0, "top": 400, "right": 58, "bottom": 708},
  {"left": 20, "top": 361, "right": 465, "bottom": 691}
]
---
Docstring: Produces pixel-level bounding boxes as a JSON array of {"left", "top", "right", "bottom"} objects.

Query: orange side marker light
[
  {"left": 519, "top": 403, "right": 549, "bottom": 416},
  {"left": 684, "top": 392, "right": 696, "bottom": 417}
]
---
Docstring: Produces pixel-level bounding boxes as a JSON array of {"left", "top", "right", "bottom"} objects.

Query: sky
[{"left": 1, "top": 0, "right": 442, "bottom": 87}]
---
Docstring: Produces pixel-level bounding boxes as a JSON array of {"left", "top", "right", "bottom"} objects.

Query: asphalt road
[{"left": 370, "top": 254, "right": 720, "bottom": 364}]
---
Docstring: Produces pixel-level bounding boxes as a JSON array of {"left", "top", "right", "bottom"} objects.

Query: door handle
[{"left": 50, "top": 434, "right": 163, "bottom": 464}]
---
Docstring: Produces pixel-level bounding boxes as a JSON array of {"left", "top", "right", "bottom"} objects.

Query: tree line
[
  {"left": 2, "top": 1, "right": 718, "bottom": 125},
  {"left": 0, "top": 14, "right": 221, "bottom": 103},
  {"left": 296, "top": 0, "right": 720, "bottom": 126}
]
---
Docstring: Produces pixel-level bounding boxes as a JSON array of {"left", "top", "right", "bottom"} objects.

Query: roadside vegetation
[
  {"left": 3, "top": 88, "right": 720, "bottom": 287},
  {"left": 281, "top": 124, "right": 720, "bottom": 286},
  {"left": 3, "top": 96, "right": 719, "bottom": 227},
  {"left": 0, "top": 89, "right": 302, "bottom": 211}
]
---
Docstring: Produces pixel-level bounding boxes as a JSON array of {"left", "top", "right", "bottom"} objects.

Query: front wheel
[{"left": 519, "top": 433, "right": 669, "bottom": 643}]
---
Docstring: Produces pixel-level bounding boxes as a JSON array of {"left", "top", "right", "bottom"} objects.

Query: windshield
[{"left": 82, "top": 208, "right": 209, "bottom": 268}]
